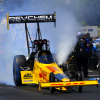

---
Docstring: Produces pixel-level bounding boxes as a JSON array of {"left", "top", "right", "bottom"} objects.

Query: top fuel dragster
[{"left": 7, "top": 12, "right": 99, "bottom": 93}]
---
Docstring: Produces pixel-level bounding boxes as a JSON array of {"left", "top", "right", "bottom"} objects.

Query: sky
[{"left": 0, "top": 0, "right": 80, "bottom": 85}]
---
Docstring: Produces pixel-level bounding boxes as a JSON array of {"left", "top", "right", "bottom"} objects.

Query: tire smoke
[{"left": 0, "top": 0, "right": 81, "bottom": 85}]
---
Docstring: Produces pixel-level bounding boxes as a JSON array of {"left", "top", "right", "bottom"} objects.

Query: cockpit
[
  {"left": 38, "top": 51, "right": 54, "bottom": 64},
  {"left": 39, "top": 54, "right": 54, "bottom": 64}
]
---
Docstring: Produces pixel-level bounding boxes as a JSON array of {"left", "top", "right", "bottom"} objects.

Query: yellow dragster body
[
  {"left": 20, "top": 51, "right": 98, "bottom": 91},
  {"left": 21, "top": 58, "right": 71, "bottom": 91},
  {"left": 7, "top": 12, "right": 98, "bottom": 93},
  {"left": 21, "top": 62, "right": 65, "bottom": 84}
]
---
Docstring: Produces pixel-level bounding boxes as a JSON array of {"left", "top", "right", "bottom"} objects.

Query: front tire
[
  {"left": 13, "top": 55, "right": 27, "bottom": 86},
  {"left": 49, "top": 72, "right": 55, "bottom": 93}
]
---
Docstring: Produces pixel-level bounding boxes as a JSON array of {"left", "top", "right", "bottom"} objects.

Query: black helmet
[{"left": 85, "top": 32, "right": 90, "bottom": 37}]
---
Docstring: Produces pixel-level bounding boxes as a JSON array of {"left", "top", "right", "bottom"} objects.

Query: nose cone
[{"left": 61, "top": 78, "right": 70, "bottom": 82}]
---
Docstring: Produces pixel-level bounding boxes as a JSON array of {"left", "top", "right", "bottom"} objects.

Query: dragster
[{"left": 7, "top": 12, "right": 99, "bottom": 93}]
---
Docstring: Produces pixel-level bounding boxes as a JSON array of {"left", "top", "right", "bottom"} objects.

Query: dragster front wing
[{"left": 39, "top": 80, "right": 98, "bottom": 90}]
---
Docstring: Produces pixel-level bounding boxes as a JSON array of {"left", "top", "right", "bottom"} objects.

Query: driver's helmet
[
  {"left": 41, "top": 53, "right": 47, "bottom": 61},
  {"left": 41, "top": 52, "right": 46, "bottom": 56}
]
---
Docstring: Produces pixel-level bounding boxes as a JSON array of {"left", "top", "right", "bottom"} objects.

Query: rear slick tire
[{"left": 13, "top": 55, "right": 27, "bottom": 86}]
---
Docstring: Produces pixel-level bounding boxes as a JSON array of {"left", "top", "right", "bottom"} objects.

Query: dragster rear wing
[{"left": 7, "top": 12, "right": 56, "bottom": 29}]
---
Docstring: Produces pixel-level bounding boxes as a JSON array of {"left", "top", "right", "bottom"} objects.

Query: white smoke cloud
[
  {"left": 0, "top": 18, "right": 14, "bottom": 85},
  {"left": 56, "top": 12, "right": 79, "bottom": 64},
  {"left": 0, "top": 16, "right": 37, "bottom": 85},
  {"left": 40, "top": 12, "right": 80, "bottom": 65},
  {"left": 0, "top": 0, "right": 81, "bottom": 85},
  {"left": 0, "top": 18, "right": 6, "bottom": 33}
]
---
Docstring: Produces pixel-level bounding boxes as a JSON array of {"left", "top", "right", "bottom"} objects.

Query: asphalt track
[{"left": 0, "top": 70, "right": 100, "bottom": 100}]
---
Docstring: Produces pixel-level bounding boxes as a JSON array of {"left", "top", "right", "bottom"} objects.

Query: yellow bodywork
[
  {"left": 21, "top": 60, "right": 64, "bottom": 84},
  {"left": 20, "top": 60, "right": 99, "bottom": 91},
  {"left": 21, "top": 71, "right": 34, "bottom": 84},
  {"left": 40, "top": 80, "right": 98, "bottom": 88},
  {"left": 7, "top": 13, "right": 9, "bottom": 30}
]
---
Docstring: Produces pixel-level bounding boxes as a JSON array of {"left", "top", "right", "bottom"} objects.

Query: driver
[
  {"left": 41, "top": 52, "right": 46, "bottom": 55},
  {"left": 41, "top": 52, "right": 47, "bottom": 62}
]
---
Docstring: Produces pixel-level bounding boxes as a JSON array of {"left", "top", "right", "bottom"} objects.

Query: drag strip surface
[
  {"left": 0, "top": 83, "right": 100, "bottom": 100},
  {"left": 0, "top": 70, "right": 100, "bottom": 100}
]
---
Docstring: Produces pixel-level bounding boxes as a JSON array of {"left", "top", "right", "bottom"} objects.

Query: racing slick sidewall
[{"left": 13, "top": 55, "right": 27, "bottom": 86}]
